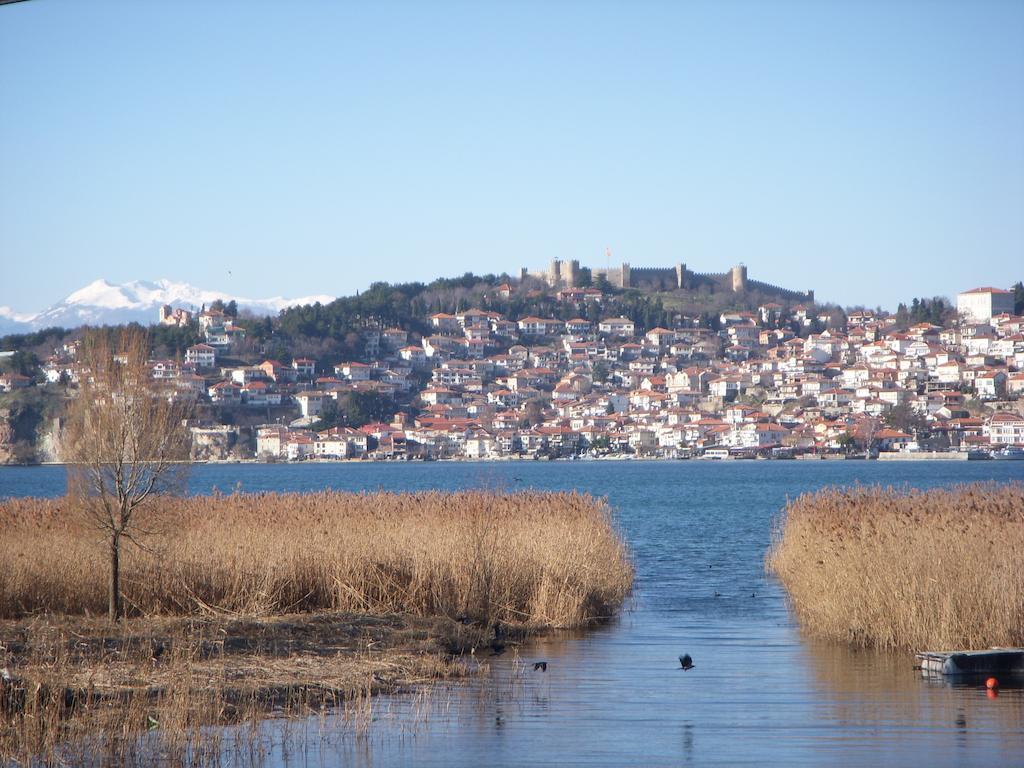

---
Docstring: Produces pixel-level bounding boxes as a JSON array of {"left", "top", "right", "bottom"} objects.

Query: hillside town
[{"left": 2, "top": 281, "right": 1023, "bottom": 463}]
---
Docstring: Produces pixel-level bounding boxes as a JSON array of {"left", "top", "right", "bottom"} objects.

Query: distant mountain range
[{"left": 0, "top": 279, "right": 335, "bottom": 334}]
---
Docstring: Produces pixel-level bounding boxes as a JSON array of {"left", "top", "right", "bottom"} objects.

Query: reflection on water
[
  {"left": 799, "top": 639, "right": 1024, "bottom": 765},
  {"left": 245, "top": 634, "right": 1024, "bottom": 767},
  {"left": 3, "top": 461, "right": 1023, "bottom": 766}
]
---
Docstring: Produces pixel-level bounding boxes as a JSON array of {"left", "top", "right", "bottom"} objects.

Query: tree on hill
[
  {"left": 148, "top": 322, "right": 202, "bottom": 358},
  {"left": 0, "top": 385, "right": 66, "bottom": 463},
  {"left": 1013, "top": 281, "right": 1024, "bottom": 315},
  {"left": 63, "top": 328, "right": 193, "bottom": 621},
  {"left": 822, "top": 304, "right": 847, "bottom": 330},
  {"left": 0, "top": 327, "right": 72, "bottom": 359},
  {"left": 314, "top": 391, "right": 393, "bottom": 430},
  {"left": 0, "top": 349, "right": 38, "bottom": 378},
  {"left": 894, "top": 297, "right": 952, "bottom": 328},
  {"left": 884, "top": 403, "right": 929, "bottom": 437}
]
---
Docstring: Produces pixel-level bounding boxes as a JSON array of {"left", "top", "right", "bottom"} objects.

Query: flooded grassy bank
[
  {"left": 767, "top": 482, "right": 1024, "bottom": 650},
  {"left": 0, "top": 490, "right": 632, "bottom": 763}
]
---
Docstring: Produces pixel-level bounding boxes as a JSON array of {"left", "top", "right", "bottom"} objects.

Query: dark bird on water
[
  {"left": 533, "top": 661, "right": 548, "bottom": 672},
  {"left": 151, "top": 641, "right": 166, "bottom": 663},
  {"left": 490, "top": 621, "right": 506, "bottom": 656},
  {"left": 679, "top": 654, "right": 695, "bottom": 671}
]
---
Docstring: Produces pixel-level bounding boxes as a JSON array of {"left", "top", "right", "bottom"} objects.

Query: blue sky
[{"left": 2, "top": 0, "right": 1022, "bottom": 313}]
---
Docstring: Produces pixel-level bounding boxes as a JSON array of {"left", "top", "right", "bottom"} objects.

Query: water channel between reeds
[{"left": 2, "top": 460, "right": 1022, "bottom": 767}]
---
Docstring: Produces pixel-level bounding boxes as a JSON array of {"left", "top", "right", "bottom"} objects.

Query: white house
[
  {"left": 295, "top": 391, "right": 326, "bottom": 418},
  {"left": 208, "top": 380, "right": 242, "bottom": 404},
  {"left": 185, "top": 343, "right": 216, "bottom": 369},
  {"left": 335, "top": 362, "right": 372, "bottom": 381},
  {"left": 430, "top": 313, "right": 460, "bottom": 333},
  {"left": 598, "top": 317, "right": 636, "bottom": 336},
  {"left": 725, "top": 422, "right": 789, "bottom": 449},
  {"left": 292, "top": 358, "right": 316, "bottom": 378},
  {"left": 957, "top": 287, "right": 1015, "bottom": 324},
  {"left": 985, "top": 412, "right": 1024, "bottom": 445},
  {"left": 517, "top": 317, "right": 562, "bottom": 336},
  {"left": 975, "top": 370, "right": 1007, "bottom": 400},
  {"left": 256, "top": 426, "right": 290, "bottom": 458},
  {"left": 399, "top": 345, "right": 427, "bottom": 366}
]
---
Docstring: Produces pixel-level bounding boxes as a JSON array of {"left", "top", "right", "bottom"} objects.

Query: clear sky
[{"left": 2, "top": 0, "right": 1022, "bottom": 313}]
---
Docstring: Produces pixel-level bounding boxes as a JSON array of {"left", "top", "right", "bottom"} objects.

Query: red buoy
[{"left": 986, "top": 677, "right": 999, "bottom": 690}]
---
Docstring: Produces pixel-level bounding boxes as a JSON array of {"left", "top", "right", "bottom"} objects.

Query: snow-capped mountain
[
  {"left": 1, "top": 279, "right": 335, "bottom": 332},
  {"left": 0, "top": 306, "right": 36, "bottom": 335}
]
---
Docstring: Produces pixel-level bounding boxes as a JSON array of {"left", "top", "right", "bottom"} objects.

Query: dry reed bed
[
  {"left": 1, "top": 611, "right": 464, "bottom": 765},
  {"left": 767, "top": 482, "right": 1024, "bottom": 650},
  {"left": 0, "top": 490, "right": 633, "bottom": 628},
  {"left": 1, "top": 490, "right": 630, "bottom": 763}
]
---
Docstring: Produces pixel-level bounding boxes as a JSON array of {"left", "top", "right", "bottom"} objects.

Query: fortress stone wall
[{"left": 522, "top": 258, "right": 812, "bottom": 303}]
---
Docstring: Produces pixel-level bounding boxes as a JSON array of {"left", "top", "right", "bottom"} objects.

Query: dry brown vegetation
[
  {"left": 0, "top": 490, "right": 632, "bottom": 627},
  {"left": 0, "top": 490, "right": 632, "bottom": 762},
  {"left": 1, "top": 611, "right": 469, "bottom": 765},
  {"left": 767, "top": 482, "right": 1024, "bottom": 650}
]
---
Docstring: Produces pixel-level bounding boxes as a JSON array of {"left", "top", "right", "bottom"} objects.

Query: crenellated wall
[
  {"left": 744, "top": 278, "right": 813, "bottom": 302},
  {"left": 628, "top": 266, "right": 679, "bottom": 290},
  {"left": 521, "top": 258, "right": 813, "bottom": 302}
]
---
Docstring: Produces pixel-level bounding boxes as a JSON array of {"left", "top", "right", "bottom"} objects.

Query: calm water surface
[{"left": 2, "top": 461, "right": 1023, "bottom": 766}]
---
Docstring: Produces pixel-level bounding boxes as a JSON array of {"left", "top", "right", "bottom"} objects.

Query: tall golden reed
[
  {"left": 0, "top": 491, "right": 632, "bottom": 628},
  {"left": 767, "top": 482, "right": 1024, "bottom": 650}
]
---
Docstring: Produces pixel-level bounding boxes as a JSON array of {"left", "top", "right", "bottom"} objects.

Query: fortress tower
[
  {"left": 549, "top": 259, "right": 561, "bottom": 287},
  {"left": 546, "top": 259, "right": 580, "bottom": 288},
  {"left": 730, "top": 264, "right": 748, "bottom": 292},
  {"left": 559, "top": 259, "right": 580, "bottom": 287}
]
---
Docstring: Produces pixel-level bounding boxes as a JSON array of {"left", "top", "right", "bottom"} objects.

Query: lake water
[{"left": 2, "top": 460, "right": 1023, "bottom": 766}]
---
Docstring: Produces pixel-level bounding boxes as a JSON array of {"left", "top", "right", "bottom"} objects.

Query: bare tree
[{"left": 63, "top": 328, "right": 192, "bottom": 621}]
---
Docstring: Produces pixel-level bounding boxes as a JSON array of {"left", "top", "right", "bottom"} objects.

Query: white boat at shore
[
  {"left": 990, "top": 446, "right": 1024, "bottom": 460},
  {"left": 916, "top": 648, "right": 1024, "bottom": 677}
]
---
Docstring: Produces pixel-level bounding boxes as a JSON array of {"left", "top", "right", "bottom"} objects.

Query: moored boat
[
  {"left": 990, "top": 446, "right": 1024, "bottom": 460},
  {"left": 916, "top": 648, "right": 1024, "bottom": 677}
]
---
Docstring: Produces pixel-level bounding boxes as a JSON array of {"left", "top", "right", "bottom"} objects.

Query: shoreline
[{"left": 3, "top": 452, "right": 997, "bottom": 468}]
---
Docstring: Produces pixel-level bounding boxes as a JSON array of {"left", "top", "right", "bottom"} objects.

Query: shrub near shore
[
  {"left": 767, "top": 483, "right": 1024, "bottom": 651},
  {"left": 0, "top": 490, "right": 632, "bottom": 627}
]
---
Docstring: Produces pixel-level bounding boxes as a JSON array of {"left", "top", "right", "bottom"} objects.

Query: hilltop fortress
[{"left": 521, "top": 259, "right": 813, "bottom": 303}]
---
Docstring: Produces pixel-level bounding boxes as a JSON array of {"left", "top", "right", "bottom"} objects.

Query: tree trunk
[{"left": 109, "top": 535, "right": 122, "bottom": 622}]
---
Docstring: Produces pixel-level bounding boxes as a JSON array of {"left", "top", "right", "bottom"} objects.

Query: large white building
[{"left": 957, "top": 287, "right": 1014, "bottom": 324}]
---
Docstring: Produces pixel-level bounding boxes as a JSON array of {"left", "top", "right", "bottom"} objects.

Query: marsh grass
[
  {"left": 0, "top": 490, "right": 632, "bottom": 628},
  {"left": 1, "top": 626, "right": 247, "bottom": 766},
  {"left": 767, "top": 482, "right": 1024, "bottom": 650},
  {"left": 0, "top": 490, "right": 632, "bottom": 763}
]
